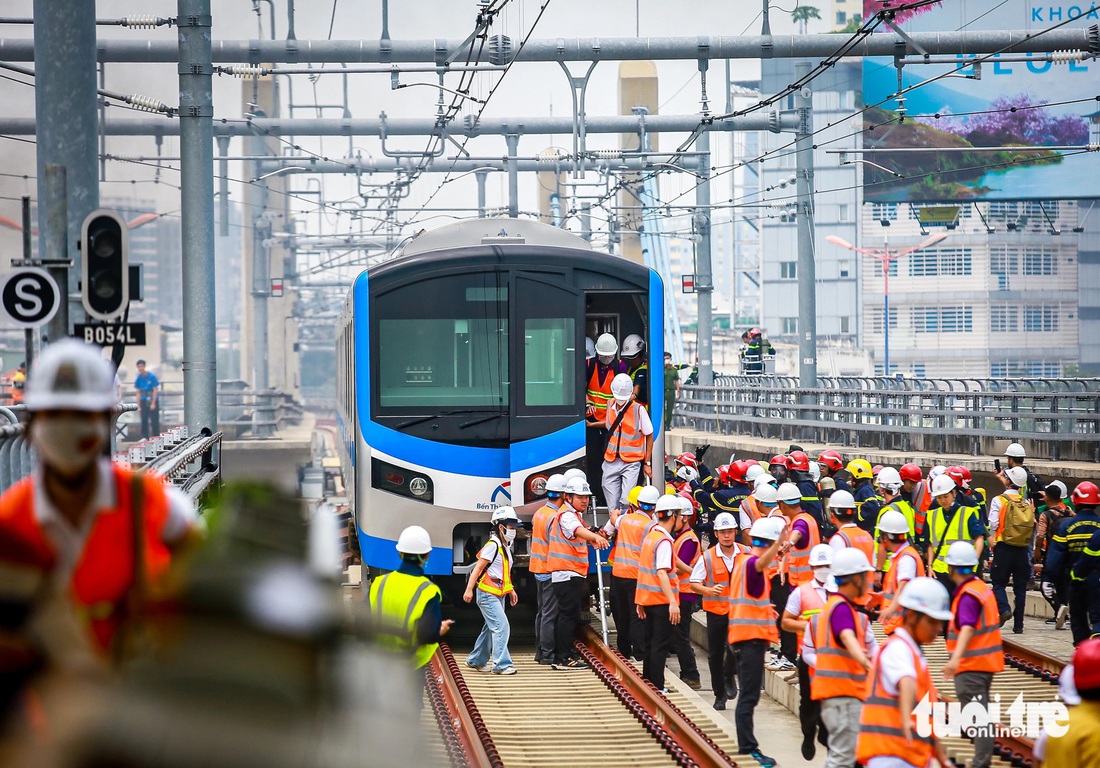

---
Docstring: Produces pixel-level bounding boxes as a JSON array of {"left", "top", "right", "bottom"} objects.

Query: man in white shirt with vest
[{"left": 602, "top": 373, "right": 654, "bottom": 514}]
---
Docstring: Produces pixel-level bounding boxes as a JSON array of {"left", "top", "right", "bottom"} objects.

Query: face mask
[
  {"left": 33, "top": 415, "right": 108, "bottom": 475},
  {"left": 813, "top": 567, "right": 831, "bottom": 583},
  {"left": 503, "top": 528, "right": 517, "bottom": 545},
  {"left": 597, "top": 354, "right": 614, "bottom": 366}
]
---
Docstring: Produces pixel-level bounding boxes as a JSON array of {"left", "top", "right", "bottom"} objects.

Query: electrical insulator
[
  {"left": 1051, "top": 50, "right": 1083, "bottom": 64},
  {"left": 127, "top": 95, "right": 169, "bottom": 113},
  {"left": 122, "top": 16, "right": 164, "bottom": 28},
  {"left": 225, "top": 65, "right": 267, "bottom": 78},
  {"left": 487, "top": 35, "right": 514, "bottom": 66}
]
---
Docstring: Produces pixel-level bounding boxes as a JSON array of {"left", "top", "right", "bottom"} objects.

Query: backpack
[{"left": 999, "top": 494, "right": 1036, "bottom": 547}]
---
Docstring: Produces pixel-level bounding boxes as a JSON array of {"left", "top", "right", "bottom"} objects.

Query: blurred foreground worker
[
  {"left": 463, "top": 508, "right": 520, "bottom": 675},
  {"left": 602, "top": 373, "right": 653, "bottom": 513},
  {"left": 728, "top": 517, "right": 786, "bottom": 768},
  {"left": 531, "top": 474, "right": 565, "bottom": 664},
  {"left": 1043, "top": 639, "right": 1100, "bottom": 766},
  {"left": 608, "top": 484, "right": 658, "bottom": 661},
  {"left": 671, "top": 497, "right": 701, "bottom": 689},
  {"left": 689, "top": 512, "right": 745, "bottom": 710},
  {"left": 856, "top": 577, "right": 953, "bottom": 768},
  {"left": 877, "top": 510, "right": 926, "bottom": 636},
  {"left": 368, "top": 525, "right": 452, "bottom": 679},
  {"left": 942, "top": 541, "right": 1003, "bottom": 768},
  {"left": 635, "top": 495, "right": 683, "bottom": 692},
  {"left": 988, "top": 465, "right": 1034, "bottom": 633},
  {"left": 1043, "top": 482, "right": 1100, "bottom": 645},
  {"left": 0, "top": 340, "right": 197, "bottom": 714},
  {"left": 811, "top": 548, "right": 878, "bottom": 768}
]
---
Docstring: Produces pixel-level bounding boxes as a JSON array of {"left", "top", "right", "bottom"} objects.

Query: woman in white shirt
[{"left": 464, "top": 507, "right": 521, "bottom": 675}]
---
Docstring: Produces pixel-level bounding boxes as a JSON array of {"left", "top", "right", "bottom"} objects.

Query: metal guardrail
[
  {"left": 116, "top": 382, "right": 305, "bottom": 440},
  {"left": 714, "top": 374, "right": 1100, "bottom": 393},
  {"left": 123, "top": 425, "right": 223, "bottom": 503},
  {"left": 677, "top": 381, "right": 1100, "bottom": 462}
]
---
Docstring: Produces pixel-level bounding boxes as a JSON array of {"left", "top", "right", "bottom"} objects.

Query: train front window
[
  {"left": 524, "top": 318, "right": 576, "bottom": 406},
  {"left": 375, "top": 273, "right": 509, "bottom": 410}
]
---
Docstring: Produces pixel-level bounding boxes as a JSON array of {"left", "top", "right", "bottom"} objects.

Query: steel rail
[{"left": 432, "top": 643, "right": 503, "bottom": 768}]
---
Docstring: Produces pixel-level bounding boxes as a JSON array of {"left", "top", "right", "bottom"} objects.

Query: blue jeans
[{"left": 466, "top": 590, "right": 513, "bottom": 671}]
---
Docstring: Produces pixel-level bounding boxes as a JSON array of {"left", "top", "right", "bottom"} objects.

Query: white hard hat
[
  {"left": 749, "top": 517, "right": 783, "bottom": 541},
  {"left": 595, "top": 333, "right": 618, "bottom": 357},
  {"left": 943, "top": 540, "right": 979, "bottom": 567},
  {"left": 621, "top": 334, "right": 645, "bottom": 358},
  {"left": 832, "top": 547, "right": 875, "bottom": 577},
  {"left": 876, "top": 467, "right": 902, "bottom": 489},
  {"left": 754, "top": 484, "right": 779, "bottom": 504},
  {"left": 929, "top": 465, "right": 947, "bottom": 478},
  {"left": 491, "top": 506, "right": 521, "bottom": 526},
  {"left": 395, "top": 525, "right": 432, "bottom": 555},
  {"left": 876, "top": 509, "right": 910, "bottom": 535},
  {"left": 655, "top": 495, "right": 682, "bottom": 516},
  {"left": 1004, "top": 442, "right": 1026, "bottom": 458},
  {"left": 1004, "top": 466, "right": 1028, "bottom": 488},
  {"left": 638, "top": 485, "right": 661, "bottom": 505},
  {"left": 754, "top": 473, "right": 777, "bottom": 490},
  {"left": 544, "top": 473, "right": 568, "bottom": 493},
  {"left": 564, "top": 476, "right": 593, "bottom": 496},
  {"left": 585, "top": 336, "right": 596, "bottom": 360},
  {"left": 713, "top": 512, "right": 738, "bottom": 531},
  {"left": 676, "top": 465, "right": 699, "bottom": 483},
  {"left": 611, "top": 372, "right": 634, "bottom": 402},
  {"left": 930, "top": 475, "right": 957, "bottom": 496},
  {"left": 828, "top": 489, "right": 857, "bottom": 509},
  {"left": 678, "top": 496, "right": 694, "bottom": 515},
  {"left": 25, "top": 339, "right": 117, "bottom": 412},
  {"left": 1049, "top": 480, "right": 1068, "bottom": 498},
  {"left": 809, "top": 543, "right": 834, "bottom": 567},
  {"left": 777, "top": 482, "right": 802, "bottom": 503},
  {"left": 745, "top": 465, "right": 765, "bottom": 483},
  {"left": 808, "top": 461, "right": 821, "bottom": 483},
  {"left": 897, "top": 576, "right": 954, "bottom": 621},
  {"left": 563, "top": 468, "right": 587, "bottom": 482}
]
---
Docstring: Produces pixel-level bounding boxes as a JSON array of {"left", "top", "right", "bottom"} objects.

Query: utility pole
[
  {"left": 177, "top": 0, "right": 218, "bottom": 432},
  {"left": 476, "top": 170, "right": 488, "bottom": 218},
  {"left": 250, "top": 121, "right": 271, "bottom": 396},
  {"left": 33, "top": 0, "right": 99, "bottom": 336},
  {"left": 506, "top": 134, "right": 520, "bottom": 218},
  {"left": 696, "top": 128, "right": 713, "bottom": 387},
  {"left": 794, "top": 61, "right": 818, "bottom": 389},
  {"left": 41, "top": 166, "right": 69, "bottom": 344}
]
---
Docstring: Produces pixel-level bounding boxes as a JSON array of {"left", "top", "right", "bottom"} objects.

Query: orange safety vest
[
  {"left": 764, "top": 510, "right": 786, "bottom": 581},
  {"left": 881, "top": 544, "right": 925, "bottom": 635},
  {"left": 611, "top": 511, "right": 655, "bottom": 579},
  {"left": 0, "top": 466, "right": 172, "bottom": 655},
  {"left": 739, "top": 497, "right": 764, "bottom": 526},
  {"left": 673, "top": 528, "right": 701, "bottom": 595},
  {"left": 476, "top": 539, "right": 514, "bottom": 596},
  {"left": 635, "top": 527, "right": 677, "bottom": 606},
  {"left": 699, "top": 545, "right": 742, "bottom": 615},
  {"left": 529, "top": 501, "right": 559, "bottom": 575},
  {"left": 793, "top": 580, "right": 828, "bottom": 652},
  {"left": 856, "top": 634, "right": 938, "bottom": 768},
  {"left": 603, "top": 400, "right": 647, "bottom": 463},
  {"left": 10, "top": 371, "right": 25, "bottom": 404},
  {"left": 811, "top": 594, "right": 871, "bottom": 701},
  {"left": 727, "top": 553, "right": 778, "bottom": 644},
  {"left": 913, "top": 479, "right": 933, "bottom": 537},
  {"left": 946, "top": 577, "right": 1005, "bottom": 674},
  {"left": 586, "top": 362, "right": 617, "bottom": 421},
  {"left": 786, "top": 511, "right": 822, "bottom": 586},
  {"left": 834, "top": 524, "right": 875, "bottom": 564},
  {"left": 545, "top": 507, "right": 589, "bottom": 576}
]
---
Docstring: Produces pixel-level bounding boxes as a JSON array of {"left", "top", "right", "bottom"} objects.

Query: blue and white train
[{"left": 336, "top": 218, "right": 665, "bottom": 577}]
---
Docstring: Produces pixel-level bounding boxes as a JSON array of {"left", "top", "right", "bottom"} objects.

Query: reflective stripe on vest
[
  {"left": 946, "top": 578, "right": 1005, "bottom": 674},
  {"left": 604, "top": 401, "right": 646, "bottom": 463},
  {"left": 740, "top": 497, "right": 763, "bottom": 526},
  {"left": 787, "top": 512, "right": 822, "bottom": 586},
  {"left": 368, "top": 571, "right": 442, "bottom": 668},
  {"left": 545, "top": 508, "right": 590, "bottom": 576},
  {"left": 929, "top": 505, "right": 980, "bottom": 574},
  {"left": 586, "top": 363, "right": 616, "bottom": 418},
  {"left": 836, "top": 525, "right": 875, "bottom": 564},
  {"left": 529, "top": 502, "right": 559, "bottom": 575},
  {"left": 810, "top": 594, "right": 871, "bottom": 701},
  {"left": 700, "top": 546, "right": 737, "bottom": 615},
  {"left": 477, "top": 539, "right": 514, "bottom": 597},
  {"left": 611, "top": 512, "right": 654, "bottom": 579},
  {"left": 636, "top": 527, "right": 677, "bottom": 606},
  {"left": 674, "top": 528, "right": 701, "bottom": 594},
  {"left": 856, "top": 637, "right": 937, "bottom": 767},
  {"left": 881, "top": 545, "right": 925, "bottom": 636},
  {"left": 727, "top": 554, "right": 778, "bottom": 644},
  {"left": 794, "top": 581, "right": 827, "bottom": 652}
]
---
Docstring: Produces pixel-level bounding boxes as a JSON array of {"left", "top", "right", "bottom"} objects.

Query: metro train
[{"left": 336, "top": 217, "right": 665, "bottom": 577}]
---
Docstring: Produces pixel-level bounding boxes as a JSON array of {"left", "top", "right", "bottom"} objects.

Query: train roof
[{"left": 397, "top": 217, "right": 593, "bottom": 257}]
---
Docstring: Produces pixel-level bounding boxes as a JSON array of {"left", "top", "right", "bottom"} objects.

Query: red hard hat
[
  {"left": 946, "top": 466, "right": 968, "bottom": 488},
  {"left": 872, "top": 464, "right": 884, "bottom": 477},
  {"left": 729, "top": 460, "right": 750, "bottom": 484},
  {"left": 769, "top": 454, "right": 788, "bottom": 468},
  {"left": 750, "top": 327, "right": 761, "bottom": 336},
  {"left": 818, "top": 450, "right": 844, "bottom": 472},
  {"left": 787, "top": 450, "right": 810, "bottom": 472},
  {"left": 676, "top": 452, "right": 698, "bottom": 469},
  {"left": 744, "top": 458, "right": 761, "bottom": 467},
  {"left": 899, "top": 463, "right": 923, "bottom": 483},
  {"left": 1073, "top": 638, "right": 1100, "bottom": 691},
  {"left": 717, "top": 464, "right": 732, "bottom": 486},
  {"left": 959, "top": 466, "right": 973, "bottom": 484},
  {"left": 1073, "top": 481, "right": 1100, "bottom": 506}
]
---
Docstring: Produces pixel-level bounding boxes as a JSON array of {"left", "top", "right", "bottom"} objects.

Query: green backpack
[{"left": 998, "top": 494, "right": 1036, "bottom": 547}]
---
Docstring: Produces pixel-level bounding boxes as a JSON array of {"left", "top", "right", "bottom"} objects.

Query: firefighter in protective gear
[
  {"left": 585, "top": 333, "right": 626, "bottom": 502},
  {"left": 817, "top": 450, "right": 851, "bottom": 493},
  {"left": 856, "top": 577, "right": 953, "bottom": 768},
  {"left": 877, "top": 509, "right": 926, "bottom": 636},
  {"left": 1044, "top": 481, "right": 1100, "bottom": 644},
  {"left": 1042, "top": 638, "right": 1100, "bottom": 764},
  {"left": 635, "top": 495, "right": 684, "bottom": 691},
  {"left": 601, "top": 373, "right": 653, "bottom": 513},
  {"left": 942, "top": 541, "right": 1003, "bottom": 768},
  {"left": 926, "top": 475, "right": 985, "bottom": 592},
  {"left": 463, "top": 508, "right": 520, "bottom": 674},
  {"left": 607, "top": 484, "right": 658, "bottom": 660},
  {"left": 787, "top": 451, "right": 825, "bottom": 534},
  {"left": 0, "top": 340, "right": 199, "bottom": 715},
  {"left": 847, "top": 459, "right": 882, "bottom": 535}
]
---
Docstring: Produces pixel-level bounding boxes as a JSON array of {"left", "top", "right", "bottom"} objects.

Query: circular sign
[{"left": 0, "top": 267, "right": 61, "bottom": 329}]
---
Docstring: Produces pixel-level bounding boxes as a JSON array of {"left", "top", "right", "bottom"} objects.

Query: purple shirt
[
  {"left": 745, "top": 555, "right": 767, "bottom": 598},
  {"left": 830, "top": 599, "right": 858, "bottom": 645},
  {"left": 678, "top": 537, "right": 700, "bottom": 603},
  {"left": 792, "top": 519, "right": 812, "bottom": 549},
  {"left": 955, "top": 582, "right": 984, "bottom": 629}
]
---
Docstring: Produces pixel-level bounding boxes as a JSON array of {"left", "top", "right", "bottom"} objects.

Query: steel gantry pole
[
  {"left": 177, "top": 0, "right": 217, "bottom": 432},
  {"left": 506, "top": 134, "right": 520, "bottom": 218},
  {"left": 794, "top": 61, "right": 818, "bottom": 390},
  {"left": 696, "top": 128, "right": 713, "bottom": 387}
]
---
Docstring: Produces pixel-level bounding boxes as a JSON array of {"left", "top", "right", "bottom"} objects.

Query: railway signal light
[{"left": 80, "top": 209, "right": 129, "bottom": 321}]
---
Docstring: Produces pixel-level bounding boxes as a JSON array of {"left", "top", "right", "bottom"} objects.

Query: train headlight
[
  {"left": 371, "top": 458, "right": 434, "bottom": 504},
  {"left": 527, "top": 474, "right": 548, "bottom": 499},
  {"left": 409, "top": 477, "right": 429, "bottom": 497}
]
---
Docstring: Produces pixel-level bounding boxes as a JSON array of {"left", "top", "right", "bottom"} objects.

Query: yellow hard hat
[
  {"left": 627, "top": 485, "right": 643, "bottom": 509},
  {"left": 847, "top": 459, "right": 874, "bottom": 480},
  {"left": 665, "top": 482, "right": 676, "bottom": 496}
]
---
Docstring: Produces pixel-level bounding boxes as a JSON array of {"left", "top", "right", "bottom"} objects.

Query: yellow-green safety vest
[
  {"left": 928, "top": 505, "right": 981, "bottom": 574},
  {"left": 368, "top": 571, "right": 443, "bottom": 668},
  {"left": 876, "top": 499, "right": 916, "bottom": 572}
]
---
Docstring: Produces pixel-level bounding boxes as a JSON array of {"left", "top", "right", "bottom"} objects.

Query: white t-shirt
[
  {"left": 653, "top": 537, "right": 674, "bottom": 572},
  {"left": 828, "top": 524, "right": 863, "bottom": 554},
  {"left": 688, "top": 545, "right": 739, "bottom": 583},
  {"left": 783, "top": 580, "right": 829, "bottom": 617},
  {"left": 988, "top": 489, "right": 1021, "bottom": 542},
  {"left": 799, "top": 596, "right": 879, "bottom": 665},
  {"left": 888, "top": 548, "right": 919, "bottom": 584},
  {"left": 551, "top": 507, "right": 588, "bottom": 582},
  {"left": 477, "top": 536, "right": 511, "bottom": 588}
]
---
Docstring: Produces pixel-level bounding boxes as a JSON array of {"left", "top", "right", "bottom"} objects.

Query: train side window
[{"left": 524, "top": 317, "right": 576, "bottom": 406}]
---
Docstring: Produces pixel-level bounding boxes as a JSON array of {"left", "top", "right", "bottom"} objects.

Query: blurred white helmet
[
  {"left": 1048, "top": 480, "right": 1068, "bottom": 499},
  {"left": 564, "top": 477, "right": 593, "bottom": 496},
  {"left": 876, "top": 509, "right": 910, "bottom": 536},
  {"left": 930, "top": 475, "right": 957, "bottom": 496},
  {"left": 563, "top": 468, "right": 587, "bottom": 482},
  {"left": 585, "top": 336, "right": 596, "bottom": 360},
  {"left": 943, "top": 541, "right": 979, "bottom": 567},
  {"left": 713, "top": 512, "right": 738, "bottom": 531},
  {"left": 491, "top": 506, "right": 521, "bottom": 525},
  {"left": 897, "top": 577, "right": 953, "bottom": 620},
  {"left": 876, "top": 467, "right": 902, "bottom": 492},
  {"left": 749, "top": 517, "right": 782, "bottom": 541},
  {"left": 808, "top": 461, "right": 821, "bottom": 483},
  {"left": 611, "top": 372, "right": 635, "bottom": 402},
  {"left": 745, "top": 464, "right": 765, "bottom": 483},
  {"left": 809, "top": 544, "right": 834, "bottom": 567},
  {"left": 621, "top": 334, "right": 645, "bottom": 358},
  {"left": 754, "top": 484, "right": 779, "bottom": 504},
  {"left": 638, "top": 485, "right": 661, "bottom": 505},
  {"left": 1004, "top": 466, "right": 1028, "bottom": 488},
  {"left": 678, "top": 496, "right": 694, "bottom": 515},
  {"left": 1004, "top": 442, "right": 1026, "bottom": 458},
  {"left": 25, "top": 339, "right": 117, "bottom": 412},
  {"left": 754, "top": 473, "right": 777, "bottom": 490},
  {"left": 828, "top": 489, "right": 857, "bottom": 510},
  {"left": 544, "top": 473, "right": 568, "bottom": 494},
  {"left": 395, "top": 525, "right": 432, "bottom": 555},
  {"left": 655, "top": 495, "right": 682, "bottom": 516},
  {"left": 676, "top": 465, "right": 699, "bottom": 483},
  {"left": 832, "top": 547, "right": 875, "bottom": 577},
  {"left": 777, "top": 482, "right": 802, "bottom": 504},
  {"left": 929, "top": 464, "right": 948, "bottom": 479},
  {"left": 595, "top": 333, "right": 618, "bottom": 357}
]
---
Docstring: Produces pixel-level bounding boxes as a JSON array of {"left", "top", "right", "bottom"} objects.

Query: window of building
[
  {"left": 991, "top": 361, "right": 1062, "bottom": 377},
  {"left": 1022, "top": 248, "right": 1057, "bottom": 276},
  {"left": 871, "top": 202, "right": 898, "bottom": 222},
  {"left": 908, "top": 248, "right": 973, "bottom": 277},
  {"left": 911, "top": 305, "right": 973, "bottom": 333},
  {"left": 912, "top": 364, "right": 926, "bottom": 377},
  {"left": 781, "top": 316, "right": 798, "bottom": 334},
  {"left": 1024, "top": 305, "right": 1059, "bottom": 332},
  {"left": 990, "top": 247, "right": 1019, "bottom": 290},
  {"left": 840, "top": 316, "right": 851, "bottom": 334},
  {"left": 870, "top": 307, "right": 898, "bottom": 334},
  {"left": 839, "top": 91, "right": 854, "bottom": 110},
  {"left": 872, "top": 259, "right": 899, "bottom": 277},
  {"left": 838, "top": 203, "right": 850, "bottom": 222},
  {"left": 837, "top": 11, "right": 846, "bottom": 24},
  {"left": 780, "top": 261, "right": 797, "bottom": 280},
  {"left": 990, "top": 304, "right": 1019, "bottom": 333},
  {"left": 838, "top": 259, "right": 850, "bottom": 278}
]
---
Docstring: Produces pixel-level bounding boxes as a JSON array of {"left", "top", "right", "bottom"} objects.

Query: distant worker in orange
[{"left": 10, "top": 361, "right": 25, "bottom": 405}]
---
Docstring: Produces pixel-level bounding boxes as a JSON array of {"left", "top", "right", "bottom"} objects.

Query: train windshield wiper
[
  {"left": 458, "top": 411, "right": 508, "bottom": 430},
  {"left": 395, "top": 409, "right": 507, "bottom": 430}
]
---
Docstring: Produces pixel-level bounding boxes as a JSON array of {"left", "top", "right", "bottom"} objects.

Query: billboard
[{"left": 861, "top": 0, "right": 1100, "bottom": 202}]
